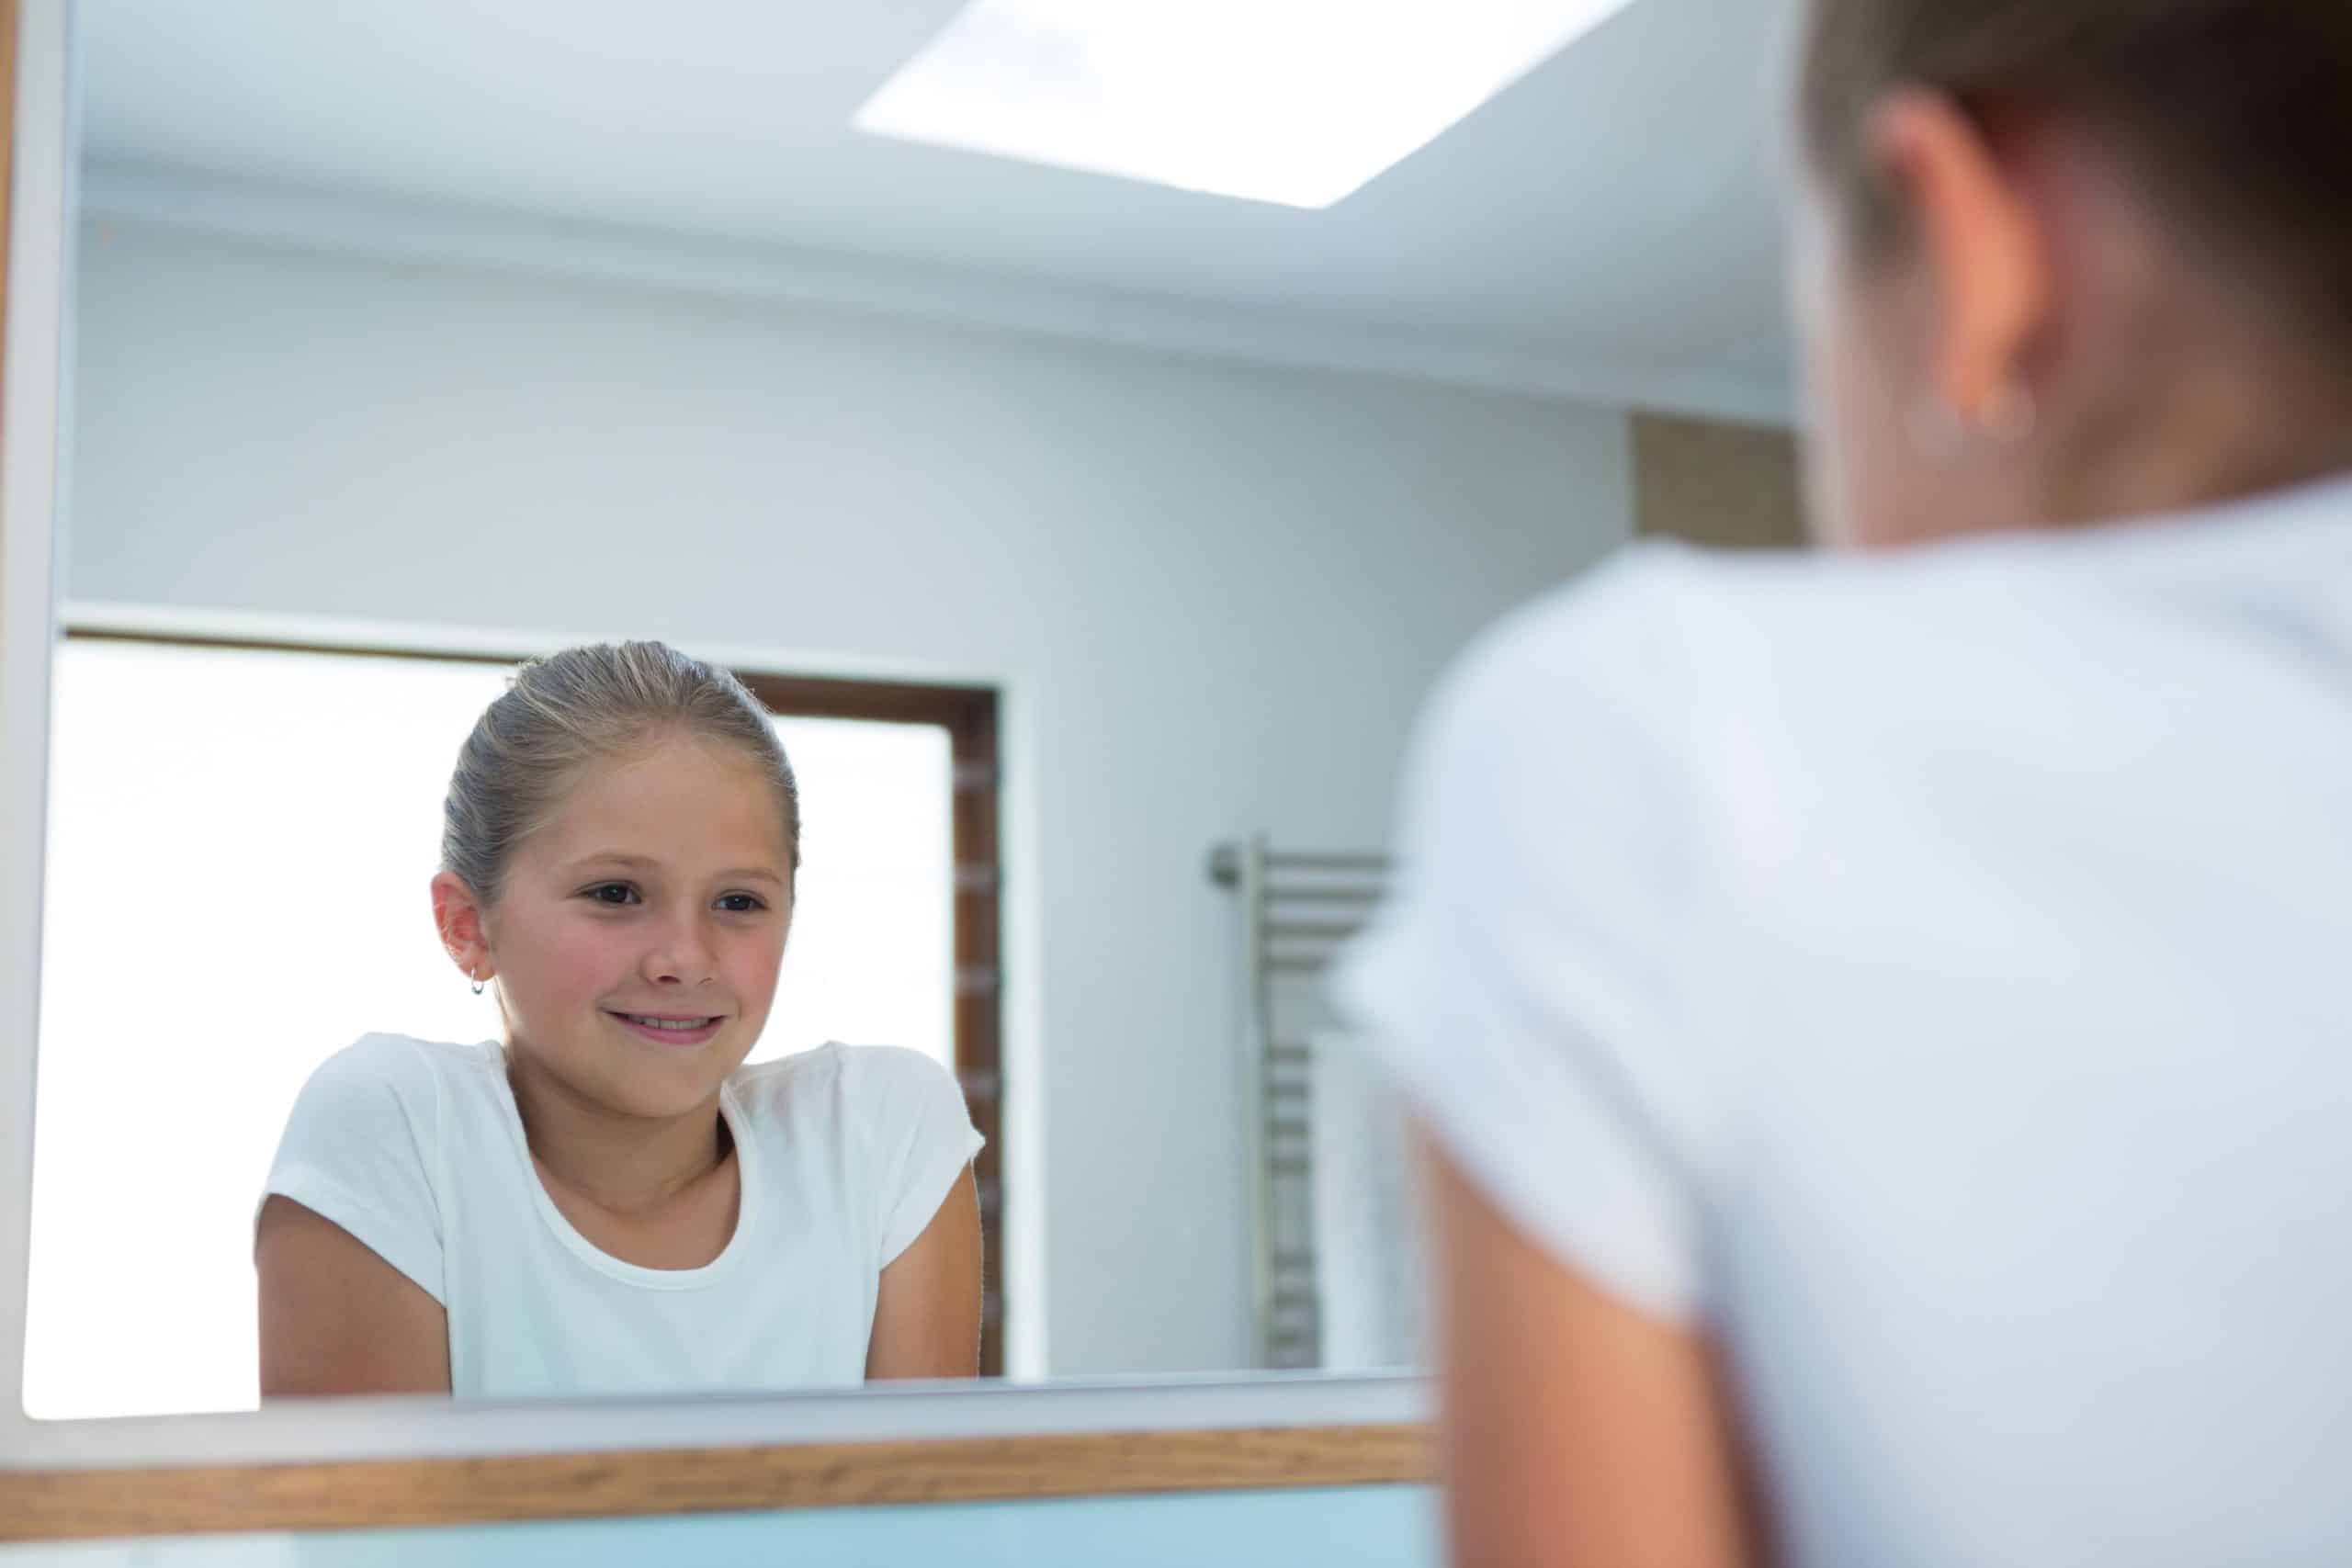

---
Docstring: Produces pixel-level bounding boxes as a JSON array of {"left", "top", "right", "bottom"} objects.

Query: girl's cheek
[
  {"left": 541, "top": 913, "right": 627, "bottom": 999},
  {"left": 730, "top": 928, "right": 788, "bottom": 1003}
]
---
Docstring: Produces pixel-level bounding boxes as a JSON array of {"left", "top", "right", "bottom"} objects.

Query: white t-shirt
[
  {"left": 1335, "top": 474, "right": 2352, "bottom": 1567},
  {"left": 261, "top": 1035, "right": 982, "bottom": 1399}
]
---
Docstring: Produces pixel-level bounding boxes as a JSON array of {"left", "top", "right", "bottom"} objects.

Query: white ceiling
[{"left": 79, "top": 0, "right": 1804, "bottom": 421}]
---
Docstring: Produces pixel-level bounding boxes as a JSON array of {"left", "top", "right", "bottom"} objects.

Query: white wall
[{"left": 62, "top": 221, "right": 1634, "bottom": 1378}]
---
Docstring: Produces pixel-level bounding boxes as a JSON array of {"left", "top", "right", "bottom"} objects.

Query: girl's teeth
[{"left": 627, "top": 1014, "right": 713, "bottom": 1031}]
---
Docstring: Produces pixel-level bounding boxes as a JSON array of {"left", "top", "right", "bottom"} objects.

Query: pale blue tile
[{"left": 4, "top": 1483, "right": 1440, "bottom": 1568}]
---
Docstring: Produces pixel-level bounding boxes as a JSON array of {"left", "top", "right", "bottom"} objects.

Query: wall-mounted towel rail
[{"left": 1208, "top": 837, "right": 1391, "bottom": 1369}]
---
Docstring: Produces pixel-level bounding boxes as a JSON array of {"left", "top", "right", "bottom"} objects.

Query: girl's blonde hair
[{"left": 441, "top": 641, "right": 801, "bottom": 907}]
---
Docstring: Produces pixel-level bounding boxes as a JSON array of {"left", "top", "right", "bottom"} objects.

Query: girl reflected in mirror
[{"left": 255, "top": 642, "right": 983, "bottom": 1397}]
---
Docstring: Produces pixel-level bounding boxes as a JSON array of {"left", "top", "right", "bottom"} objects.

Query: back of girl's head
[
  {"left": 1801, "top": 0, "right": 2352, "bottom": 340},
  {"left": 442, "top": 641, "right": 800, "bottom": 908}
]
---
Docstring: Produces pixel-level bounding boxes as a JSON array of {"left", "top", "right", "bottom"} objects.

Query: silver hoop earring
[{"left": 471, "top": 976, "right": 487, "bottom": 996}]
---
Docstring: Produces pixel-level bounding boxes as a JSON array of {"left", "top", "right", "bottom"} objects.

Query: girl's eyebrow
[{"left": 565, "top": 851, "right": 786, "bottom": 886}]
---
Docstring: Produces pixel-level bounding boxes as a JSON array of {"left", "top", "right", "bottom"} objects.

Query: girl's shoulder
[
  {"left": 730, "top": 1041, "right": 955, "bottom": 1099},
  {"left": 728, "top": 1043, "right": 967, "bottom": 1140},
  {"left": 300, "top": 1032, "right": 503, "bottom": 1097},
  {"left": 265, "top": 1035, "right": 500, "bottom": 1305},
  {"left": 284, "top": 1033, "right": 505, "bottom": 1142}
]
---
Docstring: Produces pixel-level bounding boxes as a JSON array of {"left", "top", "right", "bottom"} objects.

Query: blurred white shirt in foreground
[{"left": 1340, "top": 473, "right": 2352, "bottom": 1568}]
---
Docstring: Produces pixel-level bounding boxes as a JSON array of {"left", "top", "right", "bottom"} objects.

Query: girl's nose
[{"left": 644, "top": 916, "right": 718, "bottom": 987}]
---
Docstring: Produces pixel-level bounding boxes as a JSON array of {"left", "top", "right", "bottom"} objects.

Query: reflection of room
[
  {"left": 60, "top": 189, "right": 1795, "bottom": 1393},
  {"left": 46, "top": 0, "right": 1802, "bottom": 1412}
]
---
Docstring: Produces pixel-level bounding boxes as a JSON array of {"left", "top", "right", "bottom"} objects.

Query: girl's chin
[
  {"left": 594, "top": 1066, "right": 737, "bottom": 1123},
  {"left": 511, "top": 1034, "right": 746, "bottom": 1119}
]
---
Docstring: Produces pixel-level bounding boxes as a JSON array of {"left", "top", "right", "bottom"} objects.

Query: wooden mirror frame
[
  {"left": 0, "top": 1378, "right": 1430, "bottom": 1543},
  {"left": 0, "top": 0, "right": 1430, "bottom": 1542}
]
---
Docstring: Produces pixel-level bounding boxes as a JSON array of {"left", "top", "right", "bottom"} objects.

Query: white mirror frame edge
[
  {"left": 0, "top": 0, "right": 1431, "bottom": 1501},
  {"left": 2, "top": 0, "right": 74, "bottom": 1464}
]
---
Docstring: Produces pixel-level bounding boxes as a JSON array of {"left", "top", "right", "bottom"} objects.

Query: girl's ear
[
  {"left": 430, "top": 871, "right": 492, "bottom": 982},
  {"left": 1864, "top": 86, "right": 2052, "bottom": 425}
]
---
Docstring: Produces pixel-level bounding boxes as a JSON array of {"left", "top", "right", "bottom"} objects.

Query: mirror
[{"left": 19, "top": 0, "right": 1800, "bottom": 1421}]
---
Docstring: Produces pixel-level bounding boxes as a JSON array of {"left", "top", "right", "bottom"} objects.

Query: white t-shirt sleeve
[
  {"left": 259, "top": 1034, "right": 447, "bottom": 1304},
  {"left": 1332, "top": 547, "right": 1729, "bottom": 1325},
  {"left": 854, "top": 1046, "right": 986, "bottom": 1266}
]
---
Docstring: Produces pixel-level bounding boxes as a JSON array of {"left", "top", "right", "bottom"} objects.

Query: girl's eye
[
  {"left": 585, "top": 883, "right": 640, "bottom": 906},
  {"left": 716, "top": 893, "right": 766, "bottom": 914}
]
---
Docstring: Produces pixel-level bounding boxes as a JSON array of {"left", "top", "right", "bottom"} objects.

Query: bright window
[{"left": 24, "top": 637, "right": 952, "bottom": 1420}]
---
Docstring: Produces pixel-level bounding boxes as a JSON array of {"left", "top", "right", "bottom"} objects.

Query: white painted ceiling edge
[{"left": 82, "top": 160, "right": 1796, "bottom": 428}]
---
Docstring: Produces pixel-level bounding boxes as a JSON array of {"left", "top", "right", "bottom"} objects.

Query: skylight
[{"left": 854, "top": 0, "right": 1639, "bottom": 209}]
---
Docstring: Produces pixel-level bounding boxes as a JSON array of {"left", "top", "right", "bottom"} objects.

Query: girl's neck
[{"left": 503, "top": 1046, "right": 732, "bottom": 1217}]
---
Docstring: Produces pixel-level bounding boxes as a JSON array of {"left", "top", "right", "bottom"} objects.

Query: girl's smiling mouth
[{"left": 606, "top": 1010, "right": 725, "bottom": 1047}]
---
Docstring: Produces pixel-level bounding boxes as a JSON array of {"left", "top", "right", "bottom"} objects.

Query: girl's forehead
[{"left": 533, "top": 740, "right": 790, "bottom": 868}]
